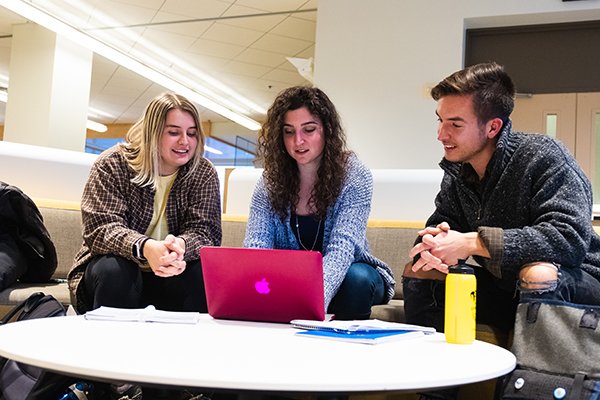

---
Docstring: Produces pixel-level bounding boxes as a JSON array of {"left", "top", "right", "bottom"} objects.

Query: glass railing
[{"left": 85, "top": 136, "right": 257, "bottom": 168}]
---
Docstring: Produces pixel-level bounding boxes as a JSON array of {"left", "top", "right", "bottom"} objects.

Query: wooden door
[{"left": 512, "top": 92, "right": 600, "bottom": 203}]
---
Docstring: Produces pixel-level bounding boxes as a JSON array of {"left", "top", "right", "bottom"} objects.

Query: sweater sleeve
[
  {"left": 81, "top": 150, "right": 144, "bottom": 261},
  {"left": 485, "top": 135, "right": 594, "bottom": 280},
  {"left": 321, "top": 158, "right": 373, "bottom": 308},
  {"left": 500, "top": 158, "right": 593, "bottom": 275},
  {"left": 244, "top": 177, "right": 276, "bottom": 249},
  {"left": 477, "top": 226, "right": 503, "bottom": 277}
]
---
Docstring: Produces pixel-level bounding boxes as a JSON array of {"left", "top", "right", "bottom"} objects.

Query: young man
[{"left": 403, "top": 62, "right": 600, "bottom": 335}]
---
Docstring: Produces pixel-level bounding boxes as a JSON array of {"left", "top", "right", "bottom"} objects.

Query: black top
[{"left": 290, "top": 212, "right": 324, "bottom": 253}]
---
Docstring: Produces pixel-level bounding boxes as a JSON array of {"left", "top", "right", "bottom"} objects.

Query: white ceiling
[{"left": 0, "top": 0, "right": 317, "bottom": 142}]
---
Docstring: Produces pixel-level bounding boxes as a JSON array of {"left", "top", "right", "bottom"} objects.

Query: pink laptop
[{"left": 199, "top": 247, "right": 325, "bottom": 323}]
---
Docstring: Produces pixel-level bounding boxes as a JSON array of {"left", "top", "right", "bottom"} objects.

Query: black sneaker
[{"left": 110, "top": 383, "right": 143, "bottom": 400}]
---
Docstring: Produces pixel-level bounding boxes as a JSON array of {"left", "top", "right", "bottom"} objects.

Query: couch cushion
[
  {"left": 371, "top": 299, "right": 405, "bottom": 322},
  {"left": 221, "top": 217, "right": 247, "bottom": 248},
  {"left": 0, "top": 281, "right": 70, "bottom": 305},
  {"left": 366, "top": 225, "right": 419, "bottom": 300},
  {"left": 221, "top": 216, "right": 420, "bottom": 300},
  {"left": 39, "top": 207, "right": 82, "bottom": 280}
]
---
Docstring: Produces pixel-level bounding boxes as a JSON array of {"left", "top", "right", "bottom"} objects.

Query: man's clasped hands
[{"left": 409, "top": 222, "right": 488, "bottom": 274}]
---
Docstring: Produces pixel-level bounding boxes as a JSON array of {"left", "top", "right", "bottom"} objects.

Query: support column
[{"left": 4, "top": 23, "right": 92, "bottom": 151}]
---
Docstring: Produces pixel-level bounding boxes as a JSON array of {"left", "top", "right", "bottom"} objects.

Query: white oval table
[{"left": 0, "top": 315, "right": 515, "bottom": 394}]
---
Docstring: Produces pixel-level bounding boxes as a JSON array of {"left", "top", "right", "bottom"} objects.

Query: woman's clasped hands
[{"left": 143, "top": 234, "right": 186, "bottom": 277}]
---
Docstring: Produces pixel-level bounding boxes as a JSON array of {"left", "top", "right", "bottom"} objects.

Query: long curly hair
[{"left": 257, "top": 86, "right": 349, "bottom": 220}]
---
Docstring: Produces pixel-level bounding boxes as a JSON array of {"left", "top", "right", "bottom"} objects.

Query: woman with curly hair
[{"left": 244, "top": 86, "right": 395, "bottom": 320}]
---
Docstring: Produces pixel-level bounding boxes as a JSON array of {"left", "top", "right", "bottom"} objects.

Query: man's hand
[
  {"left": 409, "top": 222, "right": 452, "bottom": 273},
  {"left": 417, "top": 222, "right": 450, "bottom": 237},
  {"left": 409, "top": 222, "right": 487, "bottom": 274}
]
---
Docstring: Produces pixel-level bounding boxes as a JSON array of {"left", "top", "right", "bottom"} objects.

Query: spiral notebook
[
  {"left": 290, "top": 319, "right": 437, "bottom": 334},
  {"left": 199, "top": 247, "right": 326, "bottom": 323},
  {"left": 295, "top": 329, "right": 425, "bottom": 344},
  {"left": 291, "top": 319, "right": 435, "bottom": 345}
]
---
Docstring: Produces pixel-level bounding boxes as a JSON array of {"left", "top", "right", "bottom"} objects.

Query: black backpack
[{"left": 0, "top": 292, "right": 70, "bottom": 400}]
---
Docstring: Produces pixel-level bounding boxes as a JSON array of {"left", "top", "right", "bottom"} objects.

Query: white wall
[
  {"left": 224, "top": 167, "right": 443, "bottom": 221},
  {"left": 0, "top": 141, "right": 230, "bottom": 209},
  {"left": 0, "top": 141, "right": 96, "bottom": 203},
  {"left": 4, "top": 24, "right": 92, "bottom": 152},
  {"left": 314, "top": 0, "right": 600, "bottom": 169}
]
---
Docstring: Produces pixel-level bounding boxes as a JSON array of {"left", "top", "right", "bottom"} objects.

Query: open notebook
[{"left": 200, "top": 247, "right": 325, "bottom": 323}]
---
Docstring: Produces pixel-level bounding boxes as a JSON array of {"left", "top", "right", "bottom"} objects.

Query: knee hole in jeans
[{"left": 518, "top": 262, "right": 559, "bottom": 294}]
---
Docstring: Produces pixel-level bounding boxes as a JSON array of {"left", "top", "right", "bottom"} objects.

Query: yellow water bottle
[{"left": 444, "top": 261, "right": 476, "bottom": 344}]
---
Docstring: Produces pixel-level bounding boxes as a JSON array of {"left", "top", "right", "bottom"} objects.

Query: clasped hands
[
  {"left": 142, "top": 234, "right": 186, "bottom": 278},
  {"left": 409, "top": 222, "right": 478, "bottom": 274}
]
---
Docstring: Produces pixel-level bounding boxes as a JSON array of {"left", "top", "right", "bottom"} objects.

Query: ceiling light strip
[
  {"left": 87, "top": 8, "right": 318, "bottom": 30},
  {"left": 86, "top": 120, "right": 108, "bottom": 133},
  {"left": 0, "top": 0, "right": 262, "bottom": 131},
  {"left": 40, "top": 0, "right": 267, "bottom": 116}
]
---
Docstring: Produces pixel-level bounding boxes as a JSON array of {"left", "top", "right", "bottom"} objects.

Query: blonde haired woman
[{"left": 68, "top": 92, "right": 221, "bottom": 314}]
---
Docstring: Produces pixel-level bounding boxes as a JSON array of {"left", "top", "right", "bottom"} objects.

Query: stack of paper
[
  {"left": 291, "top": 319, "right": 436, "bottom": 345},
  {"left": 84, "top": 305, "right": 201, "bottom": 324}
]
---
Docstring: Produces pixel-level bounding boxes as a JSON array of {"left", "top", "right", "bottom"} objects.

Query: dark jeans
[
  {"left": 83, "top": 254, "right": 207, "bottom": 312},
  {"left": 403, "top": 266, "right": 519, "bottom": 333},
  {"left": 327, "top": 262, "right": 385, "bottom": 320},
  {"left": 403, "top": 264, "right": 600, "bottom": 333},
  {"left": 519, "top": 265, "right": 600, "bottom": 305}
]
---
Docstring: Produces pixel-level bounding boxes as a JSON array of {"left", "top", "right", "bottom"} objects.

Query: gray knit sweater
[
  {"left": 244, "top": 153, "right": 395, "bottom": 308},
  {"left": 429, "top": 120, "right": 600, "bottom": 285}
]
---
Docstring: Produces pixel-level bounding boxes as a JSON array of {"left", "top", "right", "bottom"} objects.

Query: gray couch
[
  {"left": 219, "top": 217, "right": 418, "bottom": 324},
  {"left": 0, "top": 206, "right": 416, "bottom": 323},
  {"left": 0, "top": 206, "right": 81, "bottom": 310},
  {"left": 0, "top": 206, "right": 508, "bottom": 399},
  {"left": 0, "top": 206, "right": 511, "bottom": 345}
]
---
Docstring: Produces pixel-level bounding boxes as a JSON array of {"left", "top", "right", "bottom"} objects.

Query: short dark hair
[{"left": 430, "top": 62, "right": 515, "bottom": 124}]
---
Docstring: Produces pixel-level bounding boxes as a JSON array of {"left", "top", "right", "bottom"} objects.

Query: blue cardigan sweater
[{"left": 244, "top": 154, "right": 395, "bottom": 308}]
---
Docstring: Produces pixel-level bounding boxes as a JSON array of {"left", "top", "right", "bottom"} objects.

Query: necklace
[{"left": 295, "top": 214, "right": 322, "bottom": 251}]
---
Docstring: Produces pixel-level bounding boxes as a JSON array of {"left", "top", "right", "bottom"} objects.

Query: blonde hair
[{"left": 120, "top": 92, "right": 206, "bottom": 188}]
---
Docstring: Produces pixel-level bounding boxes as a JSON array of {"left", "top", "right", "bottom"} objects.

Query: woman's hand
[{"left": 144, "top": 235, "right": 187, "bottom": 277}]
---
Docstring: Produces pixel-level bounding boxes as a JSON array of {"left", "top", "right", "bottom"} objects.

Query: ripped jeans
[
  {"left": 402, "top": 265, "right": 600, "bottom": 334},
  {"left": 519, "top": 265, "right": 600, "bottom": 305}
]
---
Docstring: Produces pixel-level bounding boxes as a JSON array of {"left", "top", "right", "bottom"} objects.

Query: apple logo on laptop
[{"left": 255, "top": 278, "right": 271, "bottom": 294}]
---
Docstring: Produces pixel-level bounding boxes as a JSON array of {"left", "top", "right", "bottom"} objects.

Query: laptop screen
[{"left": 200, "top": 247, "right": 325, "bottom": 323}]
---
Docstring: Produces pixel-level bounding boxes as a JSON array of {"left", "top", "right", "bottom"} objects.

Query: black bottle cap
[{"left": 448, "top": 261, "right": 474, "bottom": 274}]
